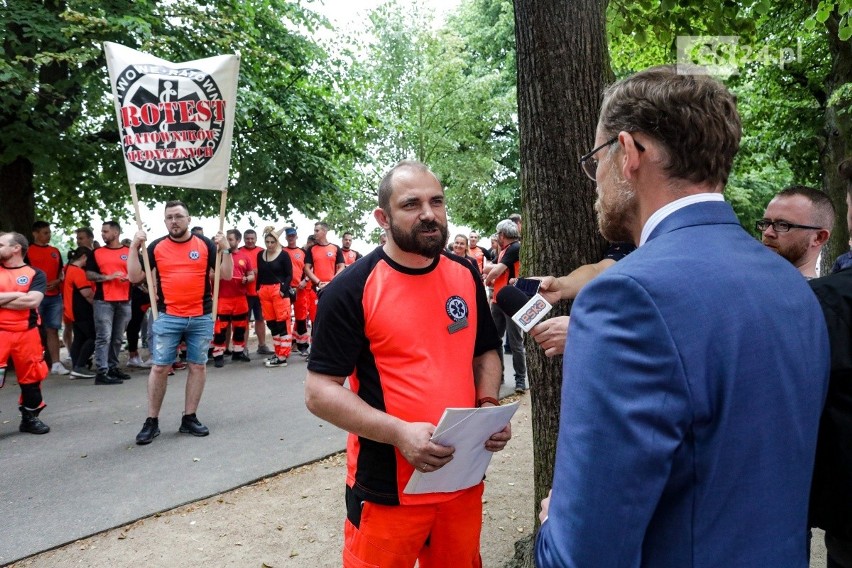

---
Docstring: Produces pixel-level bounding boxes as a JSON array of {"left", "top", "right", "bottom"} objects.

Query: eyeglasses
[
  {"left": 579, "top": 136, "right": 646, "bottom": 181},
  {"left": 755, "top": 219, "right": 822, "bottom": 233}
]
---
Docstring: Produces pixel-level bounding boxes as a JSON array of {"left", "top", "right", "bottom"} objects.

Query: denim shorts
[
  {"left": 38, "top": 294, "right": 63, "bottom": 330},
  {"left": 151, "top": 313, "right": 214, "bottom": 366}
]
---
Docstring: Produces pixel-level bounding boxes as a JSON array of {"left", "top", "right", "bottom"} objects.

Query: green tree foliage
[
  {"left": 348, "top": 0, "right": 518, "bottom": 235},
  {"left": 0, "top": 0, "right": 368, "bottom": 234}
]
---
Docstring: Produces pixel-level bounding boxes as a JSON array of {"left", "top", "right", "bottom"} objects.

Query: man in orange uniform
[
  {"left": 63, "top": 248, "right": 96, "bottom": 378},
  {"left": 240, "top": 229, "right": 270, "bottom": 355},
  {"left": 0, "top": 232, "right": 51, "bottom": 434},
  {"left": 211, "top": 229, "right": 252, "bottom": 367},
  {"left": 340, "top": 232, "right": 362, "bottom": 267},
  {"left": 127, "top": 200, "right": 232, "bottom": 445},
  {"left": 304, "top": 221, "right": 344, "bottom": 294},
  {"left": 87, "top": 221, "right": 132, "bottom": 385},
  {"left": 283, "top": 227, "right": 310, "bottom": 355},
  {"left": 305, "top": 161, "right": 511, "bottom": 567},
  {"left": 27, "top": 220, "right": 67, "bottom": 375}
]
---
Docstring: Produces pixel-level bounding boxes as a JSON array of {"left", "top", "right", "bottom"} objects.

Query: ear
[
  {"left": 814, "top": 229, "right": 831, "bottom": 247},
  {"left": 374, "top": 207, "right": 390, "bottom": 230},
  {"left": 617, "top": 131, "right": 643, "bottom": 182}
]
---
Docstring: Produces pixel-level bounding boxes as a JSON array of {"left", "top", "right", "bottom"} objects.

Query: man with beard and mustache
[
  {"left": 758, "top": 185, "right": 834, "bottom": 279},
  {"left": 127, "top": 200, "right": 232, "bottom": 445},
  {"left": 535, "top": 66, "right": 830, "bottom": 568},
  {"left": 305, "top": 160, "right": 511, "bottom": 568},
  {"left": 484, "top": 218, "right": 526, "bottom": 393}
]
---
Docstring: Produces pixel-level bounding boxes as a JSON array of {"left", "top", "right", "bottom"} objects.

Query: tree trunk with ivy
[{"left": 508, "top": 0, "right": 612, "bottom": 565}]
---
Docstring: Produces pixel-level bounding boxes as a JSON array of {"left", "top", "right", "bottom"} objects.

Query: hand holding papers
[{"left": 404, "top": 402, "right": 519, "bottom": 494}]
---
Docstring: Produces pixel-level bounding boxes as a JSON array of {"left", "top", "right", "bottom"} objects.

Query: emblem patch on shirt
[
  {"left": 16, "top": 275, "right": 30, "bottom": 286},
  {"left": 189, "top": 250, "right": 200, "bottom": 260},
  {"left": 120, "top": 254, "right": 129, "bottom": 261},
  {"left": 446, "top": 295, "right": 469, "bottom": 334}
]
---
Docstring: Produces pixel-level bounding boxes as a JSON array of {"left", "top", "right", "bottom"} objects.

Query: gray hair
[{"left": 496, "top": 219, "right": 520, "bottom": 239}]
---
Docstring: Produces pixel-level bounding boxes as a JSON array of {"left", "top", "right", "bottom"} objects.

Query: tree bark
[
  {"left": 512, "top": 0, "right": 611, "bottom": 564},
  {"left": 0, "top": 156, "right": 35, "bottom": 235},
  {"left": 821, "top": 12, "right": 852, "bottom": 274}
]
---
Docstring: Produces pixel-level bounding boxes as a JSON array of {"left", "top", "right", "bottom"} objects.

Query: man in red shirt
[
  {"left": 128, "top": 201, "right": 232, "bottom": 444},
  {"left": 305, "top": 161, "right": 511, "bottom": 567},
  {"left": 27, "top": 220, "right": 67, "bottom": 375},
  {"left": 283, "top": 227, "right": 310, "bottom": 355},
  {"left": 0, "top": 231, "right": 51, "bottom": 434},
  {"left": 340, "top": 232, "right": 362, "bottom": 267},
  {"left": 211, "top": 229, "right": 252, "bottom": 367},
  {"left": 86, "top": 221, "right": 132, "bottom": 385},
  {"left": 240, "top": 229, "right": 270, "bottom": 355},
  {"left": 304, "top": 221, "right": 344, "bottom": 294}
]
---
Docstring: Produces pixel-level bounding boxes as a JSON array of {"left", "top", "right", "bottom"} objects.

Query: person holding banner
[
  {"left": 127, "top": 200, "right": 232, "bottom": 445},
  {"left": 257, "top": 227, "right": 293, "bottom": 368}
]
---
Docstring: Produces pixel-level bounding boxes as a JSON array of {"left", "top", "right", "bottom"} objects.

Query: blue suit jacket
[{"left": 535, "top": 201, "right": 830, "bottom": 567}]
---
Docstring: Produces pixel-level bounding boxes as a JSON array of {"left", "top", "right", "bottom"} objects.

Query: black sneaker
[
  {"left": 256, "top": 345, "right": 273, "bottom": 355},
  {"left": 136, "top": 417, "right": 160, "bottom": 445},
  {"left": 264, "top": 356, "right": 287, "bottom": 368},
  {"left": 213, "top": 355, "right": 225, "bottom": 368},
  {"left": 70, "top": 367, "right": 97, "bottom": 379},
  {"left": 109, "top": 367, "right": 131, "bottom": 381},
  {"left": 19, "top": 409, "right": 50, "bottom": 435},
  {"left": 95, "top": 372, "right": 123, "bottom": 385},
  {"left": 224, "top": 349, "right": 233, "bottom": 356},
  {"left": 179, "top": 413, "right": 209, "bottom": 437},
  {"left": 231, "top": 351, "right": 251, "bottom": 362}
]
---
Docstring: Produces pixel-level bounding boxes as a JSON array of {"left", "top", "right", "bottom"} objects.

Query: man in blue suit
[{"left": 535, "top": 65, "right": 831, "bottom": 567}]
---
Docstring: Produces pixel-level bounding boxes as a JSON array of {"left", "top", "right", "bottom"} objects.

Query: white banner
[{"left": 104, "top": 42, "right": 240, "bottom": 191}]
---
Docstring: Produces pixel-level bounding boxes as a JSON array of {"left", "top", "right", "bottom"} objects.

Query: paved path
[{"left": 0, "top": 349, "right": 519, "bottom": 564}]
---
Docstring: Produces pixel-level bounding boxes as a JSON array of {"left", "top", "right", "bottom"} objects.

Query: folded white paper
[{"left": 404, "top": 402, "right": 519, "bottom": 494}]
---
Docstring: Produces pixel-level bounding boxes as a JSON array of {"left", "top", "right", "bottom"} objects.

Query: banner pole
[
  {"left": 211, "top": 189, "right": 227, "bottom": 318},
  {"left": 130, "top": 183, "right": 159, "bottom": 321}
]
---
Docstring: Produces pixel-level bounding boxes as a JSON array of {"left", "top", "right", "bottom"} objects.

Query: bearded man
[
  {"left": 305, "top": 160, "right": 511, "bottom": 567},
  {"left": 535, "top": 66, "right": 831, "bottom": 568}
]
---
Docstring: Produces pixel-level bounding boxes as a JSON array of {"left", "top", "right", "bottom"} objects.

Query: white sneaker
[{"left": 51, "top": 362, "right": 70, "bottom": 375}]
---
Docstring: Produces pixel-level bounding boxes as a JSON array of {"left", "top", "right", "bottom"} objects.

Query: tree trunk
[
  {"left": 821, "top": 13, "right": 852, "bottom": 275},
  {"left": 512, "top": 0, "right": 611, "bottom": 564},
  {"left": 0, "top": 156, "right": 36, "bottom": 235}
]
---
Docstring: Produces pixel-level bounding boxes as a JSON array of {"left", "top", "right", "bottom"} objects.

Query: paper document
[{"left": 404, "top": 401, "right": 519, "bottom": 494}]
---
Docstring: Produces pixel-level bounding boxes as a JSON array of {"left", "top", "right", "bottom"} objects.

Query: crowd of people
[{"left": 4, "top": 63, "right": 852, "bottom": 567}]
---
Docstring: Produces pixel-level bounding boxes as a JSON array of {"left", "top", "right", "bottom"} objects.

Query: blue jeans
[
  {"left": 490, "top": 302, "right": 526, "bottom": 387},
  {"left": 38, "top": 294, "right": 63, "bottom": 330},
  {"left": 93, "top": 300, "right": 131, "bottom": 372},
  {"left": 151, "top": 313, "right": 214, "bottom": 366}
]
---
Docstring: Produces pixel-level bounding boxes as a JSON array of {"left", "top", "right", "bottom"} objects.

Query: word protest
[{"left": 104, "top": 42, "right": 240, "bottom": 191}]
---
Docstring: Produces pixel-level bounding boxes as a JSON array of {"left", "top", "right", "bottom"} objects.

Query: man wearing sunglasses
[
  {"left": 757, "top": 185, "right": 835, "bottom": 279},
  {"left": 535, "top": 66, "right": 830, "bottom": 568}
]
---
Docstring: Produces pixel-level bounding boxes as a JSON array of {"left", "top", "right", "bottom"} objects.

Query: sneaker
[
  {"left": 95, "top": 372, "right": 123, "bottom": 385},
  {"left": 231, "top": 351, "right": 251, "bottom": 362},
  {"left": 135, "top": 417, "right": 160, "bottom": 445},
  {"left": 172, "top": 361, "right": 187, "bottom": 371},
  {"left": 20, "top": 409, "right": 50, "bottom": 435},
  {"left": 264, "top": 356, "right": 288, "bottom": 368},
  {"left": 224, "top": 349, "right": 233, "bottom": 356},
  {"left": 62, "top": 356, "right": 73, "bottom": 366},
  {"left": 127, "top": 356, "right": 146, "bottom": 368},
  {"left": 167, "top": 367, "right": 175, "bottom": 376},
  {"left": 51, "top": 362, "right": 70, "bottom": 376},
  {"left": 70, "top": 367, "right": 96, "bottom": 379},
  {"left": 256, "top": 345, "right": 273, "bottom": 355},
  {"left": 179, "top": 413, "right": 209, "bottom": 437},
  {"left": 109, "top": 367, "right": 131, "bottom": 381},
  {"left": 515, "top": 386, "right": 526, "bottom": 394},
  {"left": 213, "top": 356, "right": 225, "bottom": 368}
]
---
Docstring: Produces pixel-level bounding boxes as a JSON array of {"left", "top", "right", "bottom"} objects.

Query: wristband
[{"left": 476, "top": 397, "right": 500, "bottom": 408}]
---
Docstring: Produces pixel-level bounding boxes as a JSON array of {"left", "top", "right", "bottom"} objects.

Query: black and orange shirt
[
  {"left": 341, "top": 248, "right": 362, "bottom": 266},
  {"left": 308, "top": 249, "right": 501, "bottom": 507},
  {"left": 63, "top": 264, "right": 94, "bottom": 321},
  {"left": 491, "top": 240, "right": 520, "bottom": 304},
  {"left": 284, "top": 246, "right": 306, "bottom": 287},
  {"left": 147, "top": 234, "right": 216, "bottom": 317},
  {"left": 305, "top": 243, "right": 344, "bottom": 282},
  {"left": 26, "top": 244, "right": 62, "bottom": 296},
  {"left": 218, "top": 249, "right": 251, "bottom": 299},
  {"left": 87, "top": 245, "right": 131, "bottom": 302},
  {"left": 0, "top": 264, "right": 46, "bottom": 331}
]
